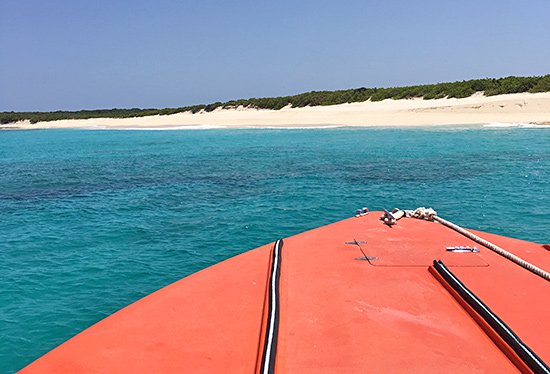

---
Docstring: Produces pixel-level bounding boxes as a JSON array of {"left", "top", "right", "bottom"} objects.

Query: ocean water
[{"left": 0, "top": 126, "right": 548, "bottom": 372}]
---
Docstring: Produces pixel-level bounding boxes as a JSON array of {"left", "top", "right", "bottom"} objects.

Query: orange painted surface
[
  {"left": 21, "top": 212, "right": 549, "bottom": 373},
  {"left": 428, "top": 266, "right": 533, "bottom": 373},
  {"left": 22, "top": 244, "right": 273, "bottom": 373}
]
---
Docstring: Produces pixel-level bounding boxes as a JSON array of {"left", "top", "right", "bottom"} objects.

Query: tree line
[{"left": 2, "top": 74, "right": 549, "bottom": 124}]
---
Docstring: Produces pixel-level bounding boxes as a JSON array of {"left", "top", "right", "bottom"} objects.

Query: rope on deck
[{"left": 400, "top": 207, "right": 550, "bottom": 282}]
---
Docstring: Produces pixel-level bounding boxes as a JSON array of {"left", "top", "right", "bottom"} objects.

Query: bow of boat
[{"left": 21, "top": 211, "right": 549, "bottom": 373}]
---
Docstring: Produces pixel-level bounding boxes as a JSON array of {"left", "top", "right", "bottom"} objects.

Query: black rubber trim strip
[
  {"left": 433, "top": 260, "right": 549, "bottom": 374},
  {"left": 260, "top": 239, "right": 283, "bottom": 374}
]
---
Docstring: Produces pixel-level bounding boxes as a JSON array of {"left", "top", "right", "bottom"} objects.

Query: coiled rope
[{"left": 400, "top": 207, "right": 550, "bottom": 282}]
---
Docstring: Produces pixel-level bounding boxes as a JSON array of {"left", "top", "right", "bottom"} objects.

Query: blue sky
[{"left": 1, "top": 0, "right": 549, "bottom": 111}]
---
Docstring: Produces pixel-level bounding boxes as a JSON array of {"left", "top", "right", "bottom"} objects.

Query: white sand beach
[{"left": 3, "top": 92, "right": 550, "bottom": 130}]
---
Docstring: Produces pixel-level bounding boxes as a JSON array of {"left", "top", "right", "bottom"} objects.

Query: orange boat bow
[{"left": 21, "top": 212, "right": 549, "bottom": 373}]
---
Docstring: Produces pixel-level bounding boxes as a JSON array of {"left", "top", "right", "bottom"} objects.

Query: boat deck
[{"left": 22, "top": 212, "right": 549, "bottom": 373}]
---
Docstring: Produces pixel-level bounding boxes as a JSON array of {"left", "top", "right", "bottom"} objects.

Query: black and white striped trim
[
  {"left": 260, "top": 239, "right": 283, "bottom": 374},
  {"left": 433, "top": 260, "right": 549, "bottom": 374}
]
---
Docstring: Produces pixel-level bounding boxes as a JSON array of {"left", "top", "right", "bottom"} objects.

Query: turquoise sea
[{"left": 1, "top": 126, "right": 548, "bottom": 372}]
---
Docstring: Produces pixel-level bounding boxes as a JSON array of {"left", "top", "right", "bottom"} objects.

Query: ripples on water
[{"left": 0, "top": 126, "right": 548, "bottom": 372}]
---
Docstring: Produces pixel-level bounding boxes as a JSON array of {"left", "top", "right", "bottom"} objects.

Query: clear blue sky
[{"left": 1, "top": 0, "right": 549, "bottom": 111}]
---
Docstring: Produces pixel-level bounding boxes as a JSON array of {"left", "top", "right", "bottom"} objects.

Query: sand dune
[{"left": 3, "top": 92, "right": 550, "bottom": 130}]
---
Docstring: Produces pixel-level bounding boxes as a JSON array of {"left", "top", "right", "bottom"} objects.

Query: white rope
[
  {"left": 400, "top": 207, "right": 550, "bottom": 281},
  {"left": 402, "top": 207, "right": 438, "bottom": 221}
]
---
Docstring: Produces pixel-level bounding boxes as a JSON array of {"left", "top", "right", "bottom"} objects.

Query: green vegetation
[{"left": 1, "top": 74, "right": 549, "bottom": 124}]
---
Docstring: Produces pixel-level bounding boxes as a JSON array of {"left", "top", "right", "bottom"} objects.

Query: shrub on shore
[{"left": 1, "top": 74, "right": 549, "bottom": 124}]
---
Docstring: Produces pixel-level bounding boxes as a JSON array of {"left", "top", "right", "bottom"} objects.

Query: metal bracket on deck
[
  {"left": 346, "top": 240, "right": 367, "bottom": 245},
  {"left": 446, "top": 246, "right": 479, "bottom": 253}
]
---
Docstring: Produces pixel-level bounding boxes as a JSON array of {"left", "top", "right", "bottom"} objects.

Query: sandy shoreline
[{"left": 2, "top": 92, "right": 550, "bottom": 130}]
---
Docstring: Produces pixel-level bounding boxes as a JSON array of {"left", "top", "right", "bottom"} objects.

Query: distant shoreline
[{"left": 2, "top": 92, "right": 549, "bottom": 130}]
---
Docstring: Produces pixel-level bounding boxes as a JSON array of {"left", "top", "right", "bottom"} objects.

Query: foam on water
[
  {"left": 483, "top": 122, "right": 547, "bottom": 128},
  {"left": 116, "top": 124, "right": 229, "bottom": 130},
  {"left": 246, "top": 125, "right": 348, "bottom": 129},
  {"left": 0, "top": 126, "right": 548, "bottom": 372},
  {"left": 109, "top": 125, "right": 348, "bottom": 130}
]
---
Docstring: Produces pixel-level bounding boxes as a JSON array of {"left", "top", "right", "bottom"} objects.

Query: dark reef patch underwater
[{"left": 0, "top": 126, "right": 548, "bottom": 372}]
